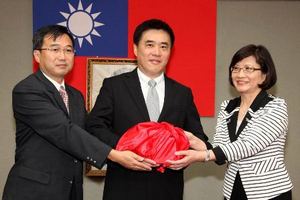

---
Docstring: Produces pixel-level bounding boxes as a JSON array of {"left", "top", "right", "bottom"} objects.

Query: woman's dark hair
[
  {"left": 33, "top": 25, "right": 75, "bottom": 50},
  {"left": 133, "top": 19, "right": 175, "bottom": 47},
  {"left": 229, "top": 44, "right": 277, "bottom": 90}
]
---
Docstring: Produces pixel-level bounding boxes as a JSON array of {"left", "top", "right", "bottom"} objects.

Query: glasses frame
[
  {"left": 36, "top": 47, "right": 76, "bottom": 55},
  {"left": 230, "top": 65, "right": 261, "bottom": 74}
]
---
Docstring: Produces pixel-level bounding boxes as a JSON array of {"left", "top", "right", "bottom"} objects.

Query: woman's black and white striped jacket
[{"left": 212, "top": 91, "right": 293, "bottom": 200}]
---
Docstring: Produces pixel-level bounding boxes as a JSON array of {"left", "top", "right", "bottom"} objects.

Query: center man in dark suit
[{"left": 86, "top": 19, "right": 211, "bottom": 200}]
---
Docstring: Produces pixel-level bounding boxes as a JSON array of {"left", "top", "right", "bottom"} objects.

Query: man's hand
[{"left": 108, "top": 149, "right": 157, "bottom": 171}]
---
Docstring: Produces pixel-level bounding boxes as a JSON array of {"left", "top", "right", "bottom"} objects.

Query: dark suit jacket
[
  {"left": 2, "top": 70, "right": 111, "bottom": 200},
  {"left": 86, "top": 69, "right": 210, "bottom": 200}
]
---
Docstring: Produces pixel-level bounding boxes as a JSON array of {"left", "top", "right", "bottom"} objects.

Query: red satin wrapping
[{"left": 116, "top": 122, "right": 189, "bottom": 172}]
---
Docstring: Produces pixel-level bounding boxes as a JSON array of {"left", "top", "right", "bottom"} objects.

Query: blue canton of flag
[{"left": 33, "top": 0, "right": 128, "bottom": 57}]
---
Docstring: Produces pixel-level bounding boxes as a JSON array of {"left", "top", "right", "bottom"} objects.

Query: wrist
[
  {"left": 108, "top": 149, "right": 118, "bottom": 162},
  {"left": 204, "top": 149, "right": 211, "bottom": 162}
]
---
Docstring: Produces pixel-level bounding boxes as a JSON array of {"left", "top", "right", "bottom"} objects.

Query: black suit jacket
[
  {"left": 87, "top": 69, "right": 210, "bottom": 200},
  {"left": 3, "top": 70, "right": 111, "bottom": 200}
]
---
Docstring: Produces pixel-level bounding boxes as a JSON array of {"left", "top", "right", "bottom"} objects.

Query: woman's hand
[{"left": 166, "top": 150, "right": 205, "bottom": 170}]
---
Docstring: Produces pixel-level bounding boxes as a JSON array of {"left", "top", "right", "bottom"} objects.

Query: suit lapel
[
  {"left": 59, "top": 87, "right": 69, "bottom": 116},
  {"left": 227, "top": 112, "right": 238, "bottom": 142},
  {"left": 65, "top": 85, "right": 75, "bottom": 118},
  {"left": 225, "top": 97, "right": 241, "bottom": 142},
  {"left": 228, "top": 112, "right": 252, "bottom": 142},
  {"left": 225, "top": 90, "right": 270, "bottom": 142},
  {"left": 158, "top": 76, "right": 174, "bottom": 121},
  {"left": 123, "top": 71, "right": 179, "bottom": 122},
  {"left": 236, "top": 113, "right": 251, "bottom": 137},
  {"left": 35, "top": 70, "right": 69, "bottom": 116},
  {"left": 124, "top": 69, "right": 149, "bottom": 121},
  {"left": 226, "top": 100, "right": 253, "bottom": 142}
]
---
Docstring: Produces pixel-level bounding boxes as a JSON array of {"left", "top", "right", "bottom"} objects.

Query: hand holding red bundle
[{"left": 116, "top": 122, "right": 189, "bottom": 172}]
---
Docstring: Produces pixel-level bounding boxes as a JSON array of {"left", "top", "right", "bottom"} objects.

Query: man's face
[
  {"left": 134, "top": 29, "right": 171, "bottom": 78},
  {"left": 33, "top": 34, "right": 74, "bottom": 83}
]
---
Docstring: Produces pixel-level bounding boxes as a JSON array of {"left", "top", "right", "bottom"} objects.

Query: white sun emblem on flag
[{"left": 57, "top": 0, "right": 104, "bottom": 48}]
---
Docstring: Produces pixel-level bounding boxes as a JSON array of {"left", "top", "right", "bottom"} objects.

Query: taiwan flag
[{"left": 33, "top": 0, "right": 216, "bottom": 116}]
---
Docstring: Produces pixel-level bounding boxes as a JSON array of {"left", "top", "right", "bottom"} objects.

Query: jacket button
[
  {"left": 69, "top": 180, "right": 73, "bottom": 184},
  {"left": 74, "top": 159, "right": 78, "bottom": 163}
]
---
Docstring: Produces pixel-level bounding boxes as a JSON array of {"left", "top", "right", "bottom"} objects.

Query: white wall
[{"left": 0, "top": 0, "right": 33, "bottom": 196}]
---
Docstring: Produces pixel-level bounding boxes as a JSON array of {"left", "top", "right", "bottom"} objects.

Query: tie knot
[
  {"left": 59, "top": 86, "right": 67, "bottom": 94},
  {"left": 148, "top": 80, "right": 157, "bottom": 87},
  {"left": 59, "top": 86, "right": 65, "bottom": 91}
]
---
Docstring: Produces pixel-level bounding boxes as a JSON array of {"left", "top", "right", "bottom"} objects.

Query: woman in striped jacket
[{"left": 168, "top": 44, "right": 293, "bottom": 199}]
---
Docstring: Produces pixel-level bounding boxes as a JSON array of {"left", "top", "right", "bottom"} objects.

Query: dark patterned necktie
[{"left": 59, "top": 86, "right": 69, "bottom": 113}]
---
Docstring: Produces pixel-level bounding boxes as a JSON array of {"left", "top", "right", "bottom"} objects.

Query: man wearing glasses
[{"left": 2, "top": 25, "right": 153, "bottom": 200}]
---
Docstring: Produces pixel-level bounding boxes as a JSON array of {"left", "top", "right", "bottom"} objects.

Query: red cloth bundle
[{"left": 116, "top": 122, "right": 189, "bottom": 172}]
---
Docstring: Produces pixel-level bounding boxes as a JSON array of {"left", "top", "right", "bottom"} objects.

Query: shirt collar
[
  {"left": 137, "top": 68, "right": 164, "bottom": 85},
  {"left": 41, "top": 71, "right": 66, "bottom": 91}
]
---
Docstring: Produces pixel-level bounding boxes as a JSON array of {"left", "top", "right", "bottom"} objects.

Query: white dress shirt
[
  {"left": 137, "top": 68, "right": 165, "bottom": 112},
  {"left": 42, "top": 71, "right": 66, "bottom": 91}
]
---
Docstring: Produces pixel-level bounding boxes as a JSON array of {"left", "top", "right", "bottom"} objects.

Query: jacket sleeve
[
  {"left": 183, "top": 88, "right": 212, "bottom": 149},
  {"left": 86, "top": 78, "right": 119, "bottom": 147},
  {"left": 13, "top": 81, "right": 112, "bottom": 168}
]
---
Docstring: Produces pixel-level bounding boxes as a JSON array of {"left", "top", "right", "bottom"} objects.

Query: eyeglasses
[
  {"left": 37, "top": 47, "right": 75, "bottom": 55},
  {"left": 231, "top": 65, "right": 261, "bottom": 74}
]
